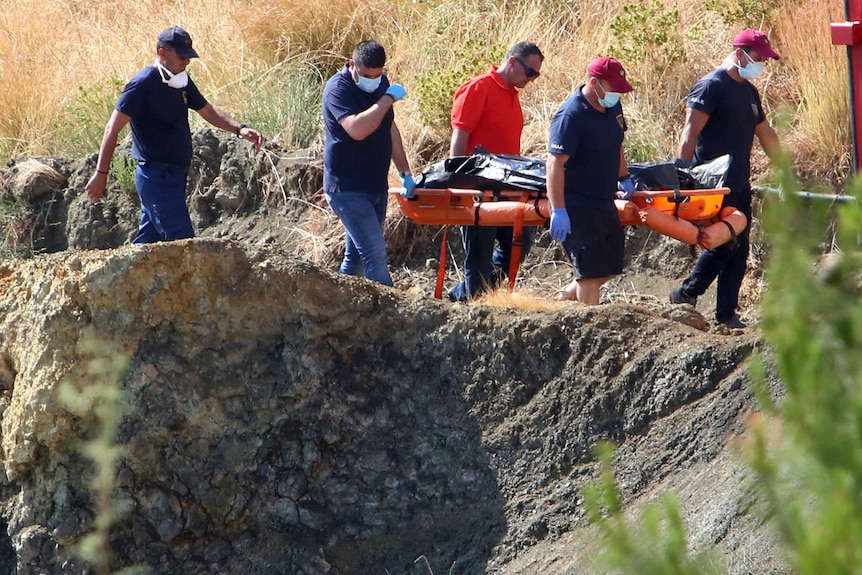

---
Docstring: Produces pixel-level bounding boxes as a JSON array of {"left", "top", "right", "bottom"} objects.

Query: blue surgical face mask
[
  {"left": 736, "top": 51, "right": 766, "bottom": 80},
  {"left": 356, "top": 74, "right": 381, "bottom": 93},
  {"left": 596, "top": 81, "right": 621, "bottom": 108}
]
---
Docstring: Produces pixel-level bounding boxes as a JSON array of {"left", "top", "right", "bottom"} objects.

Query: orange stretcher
[
  {"left": 389, "top": 186, "right": 746, "bottom": 298},
  {"left": 618, "top": 187, "right": 747, "bottom": 249},
  {"left": 390, "top": 188, "right": 547, "bottom": 297}
]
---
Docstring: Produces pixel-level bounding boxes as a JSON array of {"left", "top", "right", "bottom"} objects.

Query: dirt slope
[{"left": 0, "top": 133, "right": 784, "bottom": 574}]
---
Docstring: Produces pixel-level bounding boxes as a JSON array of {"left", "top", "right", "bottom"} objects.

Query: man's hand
[
  {"left": 549, "top": 208, "right": 571, "bottom": 242},
  {"left": 85, "top": 171, "right": 108, "bottom": 203},
  {"left": 386, "top": 84, "right": 407, "bottom": 101},
  {"left": 399, "top": 173, "right": 417, "bottom": 198},
  {"left": 239, "top": 126, "right": 264, "bottom": 152},
  {"left": 673, "top": 158, "right": 695, "bottom": 169},
  {"left": 616, "top": 176, "right": 636, "bottom": 200}
]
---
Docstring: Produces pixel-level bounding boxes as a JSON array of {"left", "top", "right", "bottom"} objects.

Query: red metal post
[{"left": 832, "top": 0, "right": 862, "bottom": 170}]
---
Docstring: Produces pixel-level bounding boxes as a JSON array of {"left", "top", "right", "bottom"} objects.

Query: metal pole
[
  {"left": 754, "top": 186, "right": 857, "bottom": 202},
  {"left": 832, "top": 0, "right": 862, "bottom": 171}
]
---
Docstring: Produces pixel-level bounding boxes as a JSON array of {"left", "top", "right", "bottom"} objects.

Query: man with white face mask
[
  {"left": 86, "top": 26, "right": 263, "bottom": 244},
  {"left": 669, "top": 29, "right": 782, "bottom": 329},
  {"left": 322, "top": 40, "right": 413, "bottom": 287}
]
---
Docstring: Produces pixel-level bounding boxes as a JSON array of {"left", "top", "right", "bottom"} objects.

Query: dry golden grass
[
  {"left": 0, "top": 0, "right": 851, "bottom": 188},
  {"left": 243, "top": 0, "right": 398, "bottom": 68},
  {"left": 471, "top": 284, "right": 572, "bottom": 312},
  {"left": 773, "top": 0, "right": 852, "bottom": 182},
  {"left": 11, "top": 159, "right": 65, "bottom": 193}
]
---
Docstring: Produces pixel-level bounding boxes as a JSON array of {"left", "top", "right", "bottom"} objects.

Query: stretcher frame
[{"left": 389, "top": 186, "right": 740, "bottom": 299}]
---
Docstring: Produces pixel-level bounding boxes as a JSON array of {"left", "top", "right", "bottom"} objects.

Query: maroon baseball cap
[
  {"left": 588, "top": 57, "right": 633, "bottom": 93},
  {"left": 733, "top": 29, "right": 780, "bottom": 60}
]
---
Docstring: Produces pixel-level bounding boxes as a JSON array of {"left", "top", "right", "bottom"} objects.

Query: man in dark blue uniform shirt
[
  {"left": 322, "top": 40, "right": 414, "bottom": 287},
  {"left": 546, "top": 57, "right": 636, "bottom": 305},
  {"left": 670, "top": 29, "right": 782, "bottom": 329},
  {"left": 86, "top": 26, "right": 263, "bottom": 244}
]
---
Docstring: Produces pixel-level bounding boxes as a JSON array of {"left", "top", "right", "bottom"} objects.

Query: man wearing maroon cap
[
  {"left": 547, "top": 56, "right": 636, "bottom": 305},
  {"left": 669, "top": 29, "right": 782, "bottom": 329}
]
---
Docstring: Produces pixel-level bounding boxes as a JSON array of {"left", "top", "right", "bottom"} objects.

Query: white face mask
[
  {"left": 736, "top": 51, "right": 766, "bottom": 80},
  {"left": 154, "top": 59, "right": 189, "bottom": 89}
]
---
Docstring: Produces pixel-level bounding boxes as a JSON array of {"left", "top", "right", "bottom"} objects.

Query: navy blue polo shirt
[
  {"left": 322, "top": 64, "right": 394, "bottom": 195},
  {"left": 116, "top": 65, "right": 208, "bottom": 167},
  {"left": 548, "top": 85, "right": 627, "bottom": 210},
  {"left": 687, "top": 68, "right": 765, "bottom": 201}
]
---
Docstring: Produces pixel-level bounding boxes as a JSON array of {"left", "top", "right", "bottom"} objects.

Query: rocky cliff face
[{"left": 0, "top": 239, "right": 773, "bottom": 575}]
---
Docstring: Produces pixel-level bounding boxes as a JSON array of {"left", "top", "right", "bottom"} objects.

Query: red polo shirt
[{"left": 450, "top": 66, "right": 524, "bottom": 155}]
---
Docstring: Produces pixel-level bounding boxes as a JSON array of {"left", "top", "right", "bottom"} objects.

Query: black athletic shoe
[
  {"left": 670, "top": 287, "right": 697, "bottom": 305},
  {"left": 717, "top": 314, "right": 747, "bottom": 329}
]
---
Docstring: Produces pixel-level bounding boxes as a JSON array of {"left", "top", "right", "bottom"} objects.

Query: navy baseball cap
[{"left": 157, "top": 26, "right": 199, "bottom": 59}]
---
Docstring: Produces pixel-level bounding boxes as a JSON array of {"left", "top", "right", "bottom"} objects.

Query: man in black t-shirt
[
  {"left": 86, "top": 27, "right": 263, "bottom": 244},
  {"left": 670, "top": 29, "right": 782, "bottom": 329}
]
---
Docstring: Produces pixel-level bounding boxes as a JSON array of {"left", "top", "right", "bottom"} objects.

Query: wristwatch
[{"left": 236, "top": 123, "right": 249, "bottom": 137}]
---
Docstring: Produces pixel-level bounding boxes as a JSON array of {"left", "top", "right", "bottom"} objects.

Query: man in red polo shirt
[{"left": 447, "top": 41, "right": 544, "bottom": 302}]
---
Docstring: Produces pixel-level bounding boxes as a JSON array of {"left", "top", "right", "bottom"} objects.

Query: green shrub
[
  {"left": 703, "top": 0, "right": 784, "bottom": 29},
  {"left": 610, "top": 0, "right": 688, "bottom": 162},
  {"left": 585, "top": 156, "right": 862, "bottom": 575},
  {"left": 49, "top": 79, "right": 125, "bottom": 158},
  {"left": 109, "top": 154, "right": 137, "bottom": 196},
  {"left": 584, "top": 444, "right": 725, "bottom": 575},
  {"left": 609, "top": 0, "right": 685, "bottom": 75},
  {"left": 58, "top": 334, "right": 144, "bottom": 575},
  {"left": 240, "top": 64, "right": 325, "bottom": 148},
  {"left": 748, "top": 162, "right": 862, "bottom": 575},
  {"left": 414, "top": 40, "right": 506, "bottom": 134}
]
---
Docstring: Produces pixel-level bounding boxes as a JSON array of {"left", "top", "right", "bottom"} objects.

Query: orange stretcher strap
[
  {"left": 434, "top": 226, "right": 448, "bottom": 299},
  {"left": 508, "top": 193, "right": 529, "bottom": 292}
]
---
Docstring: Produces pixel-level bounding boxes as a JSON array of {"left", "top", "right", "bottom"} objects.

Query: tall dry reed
[
  {"left": 773, "top": 0, "right": 852, "bottom": 182},
  {"left": 0, "top": 0, "right": 852, "bottom": 188}
]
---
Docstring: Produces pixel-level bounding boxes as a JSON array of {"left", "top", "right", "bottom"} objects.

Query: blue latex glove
[
  {"left": 399, "top": 173, "right": 417, "bottom": 198},
  {"left": 549, "top": 208, "right": 571, "bottom": 242},
  {"left": 673, "top": 158, "right": 695, "bottom": 169},
  {"left": 386, "top": 83, "right": 407, "bottom": 101},
  {"left": 616, "top": 176, "right": 636, "bottom": 200}
]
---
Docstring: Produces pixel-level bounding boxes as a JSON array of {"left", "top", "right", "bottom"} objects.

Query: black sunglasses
[{"left": 516, "top": 58, "right": 540, "bottom": 79}]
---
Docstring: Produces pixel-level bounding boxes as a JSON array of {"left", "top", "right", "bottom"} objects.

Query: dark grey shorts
[{"left": 562, "top": 206, "right": 624, "bottom": 279}]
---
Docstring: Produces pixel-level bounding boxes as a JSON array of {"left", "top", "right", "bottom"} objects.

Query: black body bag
[
  {"left": 417, "top": 152, "right": 547, "bottom": 193},
  {"left": 628, "top": 155, "right": 731, "bottom": 191}
]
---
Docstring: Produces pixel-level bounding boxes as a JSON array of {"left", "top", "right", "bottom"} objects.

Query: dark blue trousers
[
  {"left": 448, "top": 225, "right": 533, "bottom": 301},
  {"left": 681, "top": 203, "right": 751, "bottom": 322},
  {"left": 133, "top": 163, "right": 194, "bottom": 244}
]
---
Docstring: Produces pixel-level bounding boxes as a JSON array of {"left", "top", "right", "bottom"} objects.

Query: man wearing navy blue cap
[
  {"left": 669, "top": 29, "right": 782, "bottom": 329},
  {"left": 546, "top": 56, "right": 636, "bottom": 305},
  {"left": 86, "top": 26, "right": 263, "bottom": 244}
]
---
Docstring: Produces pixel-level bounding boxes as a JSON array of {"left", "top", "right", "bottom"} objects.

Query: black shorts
[{"left": 562, "top": 206, "right": 624, "bottom": 279}]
